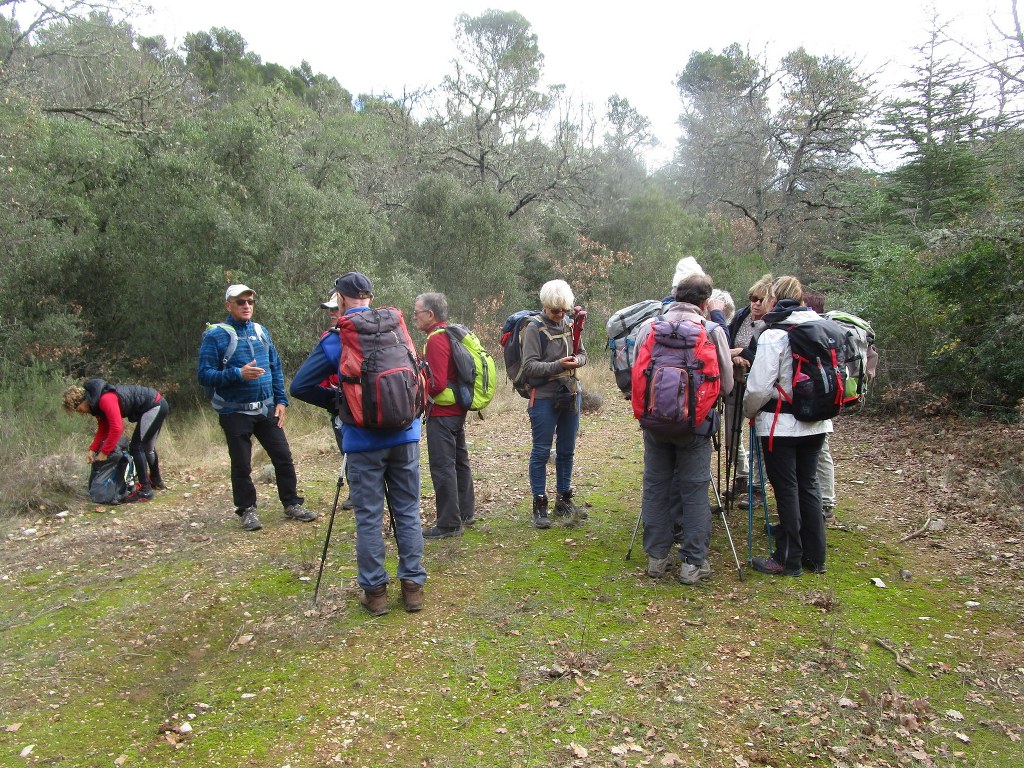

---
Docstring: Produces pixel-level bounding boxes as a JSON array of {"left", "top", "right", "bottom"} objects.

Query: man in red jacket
[{"left": 413, "top": 292, "right": 475, "bottom": 538}]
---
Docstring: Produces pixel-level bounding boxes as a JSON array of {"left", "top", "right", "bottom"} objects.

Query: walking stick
[
  {"left": 312, "top": 455, "right": 346, "bottom": 606},
  {"left": 747, "top": 423, "right": 771, "bottom": 561},
  {"left": 709, "top": 470, "right": 743, "bottom": 581},
  {"left": 625, "top": 509, "right": 643, "bottom": 561}
]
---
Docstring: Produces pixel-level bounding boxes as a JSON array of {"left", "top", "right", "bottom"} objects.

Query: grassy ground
[{"left": 0, "top": 375, "right": 1022, "bottom": 767}]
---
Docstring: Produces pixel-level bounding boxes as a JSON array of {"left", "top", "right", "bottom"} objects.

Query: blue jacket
[
  {"left": 197, "top": 317, "right": 287, "bottom": 414},
  {"left": 289, "top": 307, "right": 420, "bottom": 453}
]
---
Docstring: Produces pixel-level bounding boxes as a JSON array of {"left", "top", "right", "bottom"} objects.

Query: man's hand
[
  {"left": 559, "top": 355, "right": 581, "bottom": 370},
  {"left": 241, "top": 360, "right": 265, "bottom": 380},
  {"left": 274, "top": 404, "right": 287, "bottom": 427}
]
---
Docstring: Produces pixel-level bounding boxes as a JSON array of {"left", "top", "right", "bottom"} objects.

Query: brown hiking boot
[
  {"left": 359, "top": 584, "right": 388, "bottom": 616},
  {"left": 400, "top": 579, "right": 424, "bottom": 612}
]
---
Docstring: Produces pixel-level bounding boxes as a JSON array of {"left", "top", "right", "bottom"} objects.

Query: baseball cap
[
  {"left": 335, "top": 272, "right": 373, "bottom": 300},
  {"left": 225, "top": 284, "right": 255, "bottom": 300},
  {"left": 320, "top": 290, "right": 339, "bottom": 310}
]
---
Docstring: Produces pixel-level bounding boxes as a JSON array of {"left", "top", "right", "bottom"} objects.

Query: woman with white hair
[{"left": 519, "top": 279, "right": 588, "bottom": 528}]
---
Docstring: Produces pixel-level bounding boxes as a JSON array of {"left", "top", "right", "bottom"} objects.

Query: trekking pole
[
  {"left": 709, "top": 471, "right": 743, "bottom": 581},
  {"left": 313, "top": 455, "right": 347, "bottom": 607},
  {"left": 747, "top": 423, "right": 772, "bottom": 560},
  {"left": 625, "top": 510, "right": 643, "bottom": 561},
  {"left": 724, "top": 380, "right": 745, "bottom": 514}
]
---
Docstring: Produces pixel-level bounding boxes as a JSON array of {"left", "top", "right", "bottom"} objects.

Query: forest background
[{"left": 1, "top": 0, "right": 1023, "bottom": 511}]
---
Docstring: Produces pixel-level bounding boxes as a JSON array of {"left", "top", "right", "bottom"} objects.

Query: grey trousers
[{"left": 426, "top": 414, "right": 475, "bottom": 530}]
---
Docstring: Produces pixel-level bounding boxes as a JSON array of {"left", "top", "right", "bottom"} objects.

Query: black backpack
[
  {"left": 771, "top": 318, "right": 851, "bottom": 422},
  {"left": 88, "top": 448, "right": 139, "bottom": 505}
]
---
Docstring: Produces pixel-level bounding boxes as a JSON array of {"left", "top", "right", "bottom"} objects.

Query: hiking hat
[
  {"left": 225, "top": 284, "right": 255, "bottom": 300},
  {"left": 335, "top": 272, "right": 373, "bottom": 299},
  {"left": 320, "top": 290, "right": 339, "bottom": 310},
  {"left": 672, "top": 257, "right": 705, "bottom": 288}
]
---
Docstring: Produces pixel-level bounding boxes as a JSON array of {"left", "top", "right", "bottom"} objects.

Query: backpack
[
  {"left": 769, "top": 318, "right": 851, "bottom": 423},
  {"left": 606, "top": 299, "right": 665, "bottom": 395},
  {"left": 335, "top": 307, "right": 425, "bottom": 430},
  {"left": 631, "top": 317, "right": 721, "bottom": 437},
  {"left": 440, "top": 323, "right": 497, "bottom": 411},
  {"left": 824, "top": 310, "right": 876, "bottom": 404},
  {"left": 201, "top": 322, "right": 271, "bottom": 411},
  {"left": 88, "top": 448, "right": 138, "bottom": 505},
  {"left": 501, "top": 310, "right": 573, "bottom": 398}
]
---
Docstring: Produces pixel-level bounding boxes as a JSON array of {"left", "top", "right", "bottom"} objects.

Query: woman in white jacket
[{"left": 742, "top": 276, "right": 831, "bottom": 576}]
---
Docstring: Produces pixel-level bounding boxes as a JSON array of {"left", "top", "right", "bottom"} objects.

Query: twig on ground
[
  {"left": 875, "top": 637, "right": 918, "bottom": 674},
  {"left": 897, "top": 513, "right": 932, "bottom": 543}
]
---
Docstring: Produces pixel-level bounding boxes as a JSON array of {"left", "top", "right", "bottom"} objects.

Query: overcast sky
[{"left": 138, "top": 0, "right": 1003, "bottom": 167}]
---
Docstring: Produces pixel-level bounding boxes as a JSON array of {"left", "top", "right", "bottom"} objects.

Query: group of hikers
[{"left": 62, "top": 260, "right": 876, "bottom": 615}]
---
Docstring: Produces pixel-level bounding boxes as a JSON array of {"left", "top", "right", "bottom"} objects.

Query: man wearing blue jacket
[
  {"left": 290, "top": 272, "right": 426, "bottom": 616},
  {"left": 198, "top": 284, "right": 316, "bottom": 532}
]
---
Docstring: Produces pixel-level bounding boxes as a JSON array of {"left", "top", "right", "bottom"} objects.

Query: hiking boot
[
  {"left": 678, "top": 559, "right": 713, "bottom": 585},
  {"left": 400, "top": 579, "right": 424, "bottom": 612},
  {"left": 461, "top": 514, "right": 476, "bottom": 527},
  {"left": 738, "top": 490, "right": 764, "bottom": 510},
  {"left": 802, "top": 559, "right": 827, "bottom": 574},
  {"left": 359, "top": 584, "right": 388, "bottom": 616},
  {"left": 751, "top": 556, "right": 801, "bottom": 576},
  {"left": 423, "top": 525, "right": 462, "bottom": 539},
  {"left": 284, "top": 503, "right": 317, "bottom": 522},
  {"left": 532, "top": 494, "right": 551, "bottom": 529},
  {"left": 554, "top": 489, "right": 588, "bottom": 520},
  {"left": 822, "top": 503, "right": 835, "bottom": 521},
  {"left": 647, "top": 555, "right": 672, "bottom": 578},
  {"left": 239, "top": 507, "right": 262, "bottom": 531},
  {"left": 341, "top": 496, "right": 355, "bottom": 511},
  {"left": 150, "top": 482, "right": 167, "bottom": 491}
]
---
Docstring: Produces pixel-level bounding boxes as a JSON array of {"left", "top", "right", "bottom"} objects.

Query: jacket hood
[{"left": 763, "top": 299, "right": 809, "bottom": 325}]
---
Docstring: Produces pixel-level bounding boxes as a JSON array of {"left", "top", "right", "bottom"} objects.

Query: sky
[{"left": 137, "top": 0, "right": 1004, "bottom": 167}]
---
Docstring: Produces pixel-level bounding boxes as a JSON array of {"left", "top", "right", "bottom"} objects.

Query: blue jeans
[
  {"left": 641, "top": 430, "right": 712, "bottom": 566},
  {"left": 527, "top": 394, "right": 580, "bottom": 497},
  {"left": 346, "top": 441, "right": 426, "bottom": 591}
]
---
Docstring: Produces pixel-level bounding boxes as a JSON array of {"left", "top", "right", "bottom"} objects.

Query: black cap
[{"left": 335, "top": 272, "right": 373, "bottom": 300}]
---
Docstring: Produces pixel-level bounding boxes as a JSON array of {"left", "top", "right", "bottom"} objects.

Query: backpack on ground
[
  {"left": 335, "top": 307, "right": 425, "bottom": 430},
  {"left": 824, "top": 310, "right": 876, "bottom": 405},
  {"left": 201, "top": 322, "right": 271, "bottom": 411},
  {"left": 770, "top": 318, "right": 851, "bottom": 423},
  {"left": 443, "top": 323, "right": 497, "bottom": 411},
  {"left": 631, "top": 317, "right": 722, "bottom": 437},
  {"left": 88, "top": 448, "right": 138, "bottom": 505},
  {"left": 607, "top": 299, "right": 665, "bottom": 395}
]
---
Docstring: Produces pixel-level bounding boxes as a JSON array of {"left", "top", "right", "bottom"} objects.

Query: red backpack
[
  {"left": 335, "top": 307, "right": 425, "bottom": 430},
  {"left": 632, "top": 317, "right": 721, "bottom": 437}
]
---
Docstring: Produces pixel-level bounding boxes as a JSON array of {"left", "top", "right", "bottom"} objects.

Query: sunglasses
[
  {"left": 748, "top": 295, "right": 764, "bottom": 303},
  {"left": 232, "top": 298, "right": 255, "bottom": 306}
]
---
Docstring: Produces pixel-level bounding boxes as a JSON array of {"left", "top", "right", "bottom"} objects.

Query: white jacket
[{"left": 742, "top": 309, "right": 833, "bottom": 439}]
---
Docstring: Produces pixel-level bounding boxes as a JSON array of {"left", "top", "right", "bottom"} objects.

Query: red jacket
[{"left": 422, "top": 322, "right": 465, "bottom": 418}]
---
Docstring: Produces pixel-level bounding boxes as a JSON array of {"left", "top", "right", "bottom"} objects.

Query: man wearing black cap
[
  {"left": 291, "top": 273, "right": 427, "bottom": 616},
  {"left": 198, "top": 284, "right": 316, "bottom": 531}
]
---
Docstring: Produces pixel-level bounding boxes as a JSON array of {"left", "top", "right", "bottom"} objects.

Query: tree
[
  {"left": 878, "top": 19, "right": 986, "bottom": 227},
  {"left": 436, "top": 10, "right": 596, "bottom": 218},
  {"left": 673, "top": 45, "right": 875, "bottom": 266}
]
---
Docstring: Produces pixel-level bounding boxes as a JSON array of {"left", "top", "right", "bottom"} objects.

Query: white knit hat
[{"left": 672, "top": 257, "right": 705, "bottom": 288}]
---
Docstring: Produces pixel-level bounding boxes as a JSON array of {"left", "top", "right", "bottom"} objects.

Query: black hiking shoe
[
  {"left": 423, "top": 525, "right": 462, "bottom": 539},
  {"left": 284, "top": 503, "right": 317, "bottom": 522},
  {"left": 239, "top": 507, "right": 262, "bottom": 531},
  {"left": 554, "top": 489, "right": 588, "bottom": 520},
  {"left": 751, "top": 556, "right": 801, "bottom": 576},
  {"left": 532, "top": 494, "right": 551, "bottom": 529}
]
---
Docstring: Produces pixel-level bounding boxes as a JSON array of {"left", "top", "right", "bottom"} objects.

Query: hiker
[
  {"left": 414, "top": 292, "right": 476, "bottom": 538},
  {"left": 197, "top": 284, "right": 315, "bottom": 532},
  {"left": 319, "top": 289, "right": 354, "bottom": 511},
  {"left": 62, "top": 378, "right": 168, "bottom": 501},
  {"left": 290, "top": 272, "right": 427, "bottom": 615},
  {"left": 726, "top": 274, "right": 774, "bottom": 509},
  {"left": 634, "top": 274, "right": 734, "bottom": 584},
  {"left": 742, "top": 276, "right": 831, "bottom": 576},
  {"left": 520, "top": 279, "right": 588, "bottom": 529},
  {"left": 801, "top": 290, "right": 837, "bottom": 520}
]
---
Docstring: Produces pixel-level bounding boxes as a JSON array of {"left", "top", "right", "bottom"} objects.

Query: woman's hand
[{"left": 86, "top": 450, "right": 96, "bottom": 464}]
